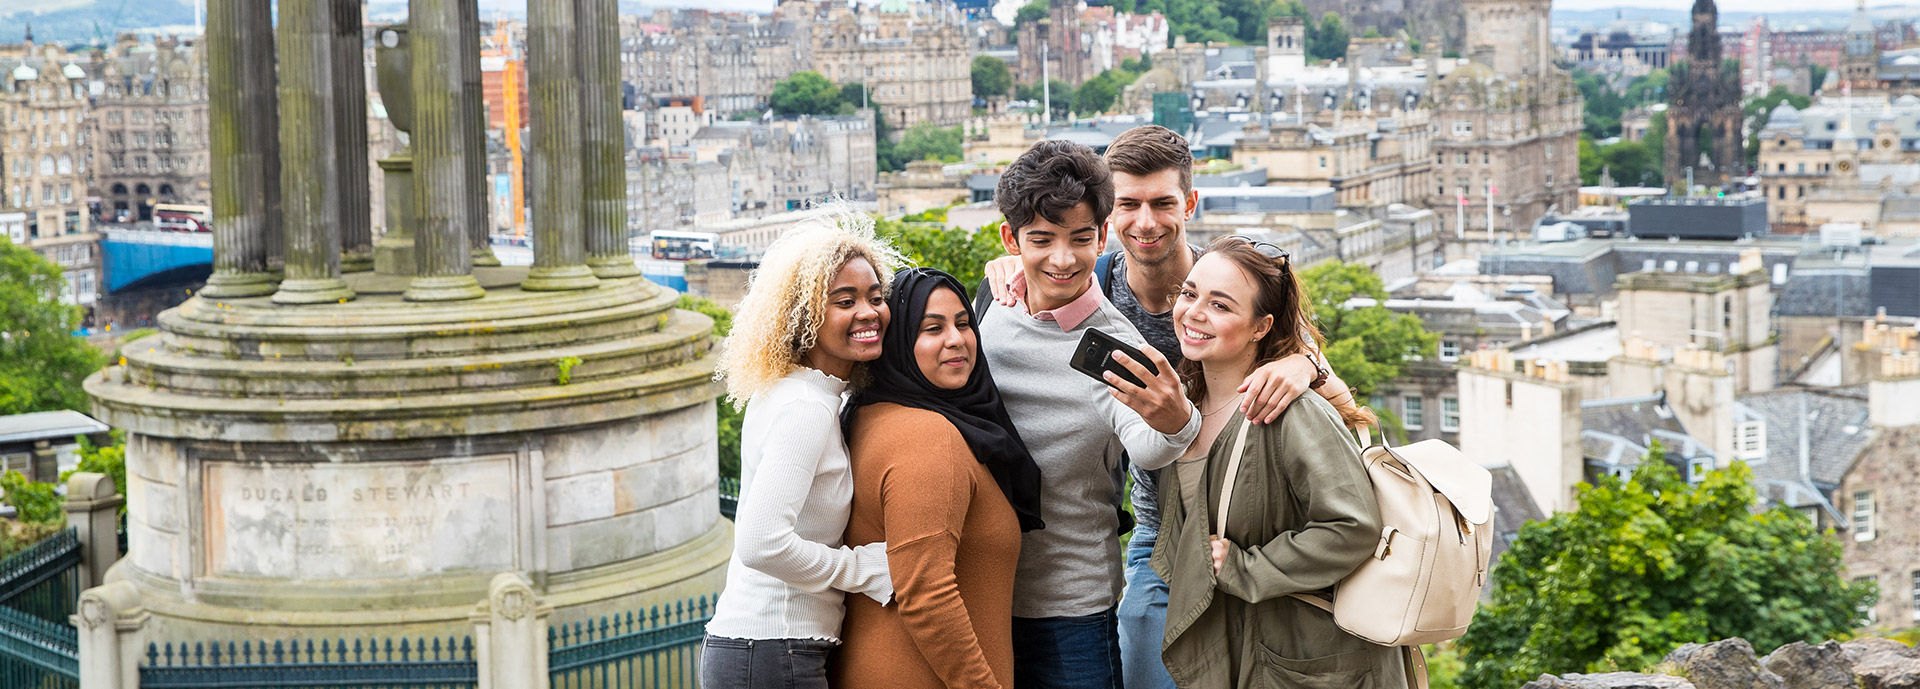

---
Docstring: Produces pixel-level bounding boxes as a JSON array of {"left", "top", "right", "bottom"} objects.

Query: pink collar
[{"left": 1023, "top": 282, "right": 1104, "bottom": 332}]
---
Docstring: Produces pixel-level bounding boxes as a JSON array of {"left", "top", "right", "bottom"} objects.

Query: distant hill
[{"left": 0, "top": 0, "right": 196, "bottom": 45}]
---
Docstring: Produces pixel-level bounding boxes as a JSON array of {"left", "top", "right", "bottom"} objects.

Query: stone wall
[
  {"left": 1519, "top": 637, "right": 1919, "bottom": 689},
  {"left": 1842, "top": 424, "right": 1920, "bottom": 630}
]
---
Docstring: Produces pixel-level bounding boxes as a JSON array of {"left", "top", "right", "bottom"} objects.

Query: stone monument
[{"left": 84, "top": 0, "right": 728, "bottom": 640}]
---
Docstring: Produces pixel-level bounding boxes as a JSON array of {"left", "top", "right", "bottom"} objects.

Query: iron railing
[
  {"left": 0, "top": 528, "right": 82, "bottom": 624},
  {"left": 0, "top": 602, "right": 78, "bottom": 688},
  {"left": 548, "top": 596, "right": 712, "bottom": 689},
  {"left": 141, "top": 637, "right": 477, "bottom": 688},
  {"left": 718, "top": 477, "right": 739, "bottom": 520}
]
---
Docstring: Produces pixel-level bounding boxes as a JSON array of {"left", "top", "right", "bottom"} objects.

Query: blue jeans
[
  {"left": 1118, "top": 528, "right": 1178, "bottom": 689},
  {"left": 1013, "top": 607, "right": 1123, "bottom": 689}
]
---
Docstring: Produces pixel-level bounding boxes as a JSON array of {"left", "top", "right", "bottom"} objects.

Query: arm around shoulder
[{"left": 733, "top": 398, "right": 892, "bottom": 602}]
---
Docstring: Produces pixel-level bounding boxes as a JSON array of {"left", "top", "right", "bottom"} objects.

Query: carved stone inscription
[{"left": 204, "top": 455, "right": 515, "bottom": 579}]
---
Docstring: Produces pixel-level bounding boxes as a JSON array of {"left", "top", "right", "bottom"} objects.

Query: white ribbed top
[{"left": 706, "top": 367, "right": 893, "bottom": 642}]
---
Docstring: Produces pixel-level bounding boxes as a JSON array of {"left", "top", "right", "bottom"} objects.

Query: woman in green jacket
[{"left": 1150, "top": 236, "right": 1410, "bottom": 688}]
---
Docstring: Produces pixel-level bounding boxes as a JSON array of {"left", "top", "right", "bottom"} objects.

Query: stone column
[
  {"left": 373, "top": 25, "right": 418, "bottom": 277},
  {"left": 64, "top": 473, "right": 124, "bottom": 592},
  {"left": 199, "top": 0, "right": 275, "bottom": 298},
  {"left": 471, "top": 572, "right": 553, "bottom": 689},
  {"left": 405, "top": 0, "right": 486, "bottom": 301},
  {"left": 522, "top": 0, "right": 600, "bottom": 291},
  {"left": 74, "top": 581, "right": 147, "bottom": 689},
  {"left": 462, "top": 0, "right": 502, "bottom": 268},
  {"left": 253, "top": 4, "right": 285, "bottom": 273},
  {"left": 272, "top": 0, "right": 357, "bottom": 304},
  {"left": 333, "top": 0, "right": 374, "bottom": 273},
  {"left": 577, "top": 0, "right": 639, "bottom": 278}
]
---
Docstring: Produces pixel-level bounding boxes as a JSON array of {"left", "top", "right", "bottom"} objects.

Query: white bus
[
  {"left": 153, "top": 204, "right": 211, "bottom": 233},
  {"left": 649, "top": 230, "right": 717, "bottom": 260}
]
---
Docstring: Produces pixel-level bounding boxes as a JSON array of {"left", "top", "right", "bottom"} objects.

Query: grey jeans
[{"left": 699, "top": 635, "right": 835, "bottom": 689}]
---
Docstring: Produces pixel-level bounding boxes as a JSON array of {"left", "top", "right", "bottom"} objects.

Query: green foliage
[
  {"left": 770, "top": 71, "right": 848, "bottom": 117},
  {"left": 972, "top": 55, "right": 1013, "bottom": 101},
  {"left": 895, "top": 123, "right": 965, "bottom": 165},
  {"left": 1573, "top": 68, "right": 1668, "bottom": 140},
  {"left": 1135, "top": 0, "right": 1287, "bottom": 46},
  {"left": 1016, "top": 79, "right": 1077, "bottom": 120},
  {"left": 1075, "top": 72, "right": 1121, "bottom": 114},
  {"left": 1311, "top": 12, "right": 1348, "bottom": 62},
  {"left": 874, "top": 216, "right": 1007, "bottom": 300},
  {"left": 1298, "top": 261, "right": 1436, "bottom": 398},
  {"left": 1645, "top": 110, "right": 1667, "bottom": 160},
  {"left": 1580, "top": 137, "right": 1664, "bottom": 188},
  {"left": 677, "top": 295, "right": 734, "bottom": 337},
  {"left": 1744, "top": 85, "right": 1812, "bottom": 167},
  {"left": 554, "top": 356, "right": 582, "bottom": 385},
  {"left": 1808, "top": 64, "right": 1829, "bottom": 94},
  {"left": 0, "top": 239, "right": 105, "bottom": 417},
  {"left": 62, "top": 431, "right": 127, "bottom": 515},
  {"left": 1015, "top": 0, "right": 1049, "bottom": 25},
  {"left": 1458, "top": 451, "right": 1876, "bottom": 689},
  {"left": 0, "top": 519, "right": 66, "bottom": 560},
  {"left": 1424, "top": 644, "right": 1465, "bottom": 689},
  {"left": 0, "top": 470, "right": 64, "bottom": 525}
]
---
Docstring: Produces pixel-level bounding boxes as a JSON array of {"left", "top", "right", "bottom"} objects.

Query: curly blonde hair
[{"left": 715, "top": 207, "right": 906, "bottom": 409}]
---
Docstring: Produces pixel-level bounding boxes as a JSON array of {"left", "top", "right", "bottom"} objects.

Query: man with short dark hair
[
  {"left": 986, "top": 125, "right": 1357, "bottom": 689},
  {"left": 977, "top": 139, "right": 1200, "bottom": 689}
]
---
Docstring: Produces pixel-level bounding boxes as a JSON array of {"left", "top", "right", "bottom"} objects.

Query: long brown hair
[{"left": 1178, "top": 237, "right": 1375, "bottom": 429}]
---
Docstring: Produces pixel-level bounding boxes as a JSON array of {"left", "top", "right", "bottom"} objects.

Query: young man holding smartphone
[
  {"left": 983, "top": 125, "right": 1356, "bottom": 689},
  {"left": 974, "top": 140, "right": 1200, "bottom": 689}
]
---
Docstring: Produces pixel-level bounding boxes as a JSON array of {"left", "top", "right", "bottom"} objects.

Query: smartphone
[{"left": 1070, "top": 328, "right": 1159, "bottom": 390}]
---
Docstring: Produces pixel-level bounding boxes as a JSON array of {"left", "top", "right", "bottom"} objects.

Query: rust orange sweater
[{"left": 833, "top": 403, "right": 1021, "bottom": 689}]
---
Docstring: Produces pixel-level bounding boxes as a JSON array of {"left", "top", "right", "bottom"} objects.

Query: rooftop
[{"left": 0, "top": 410, "right": 110, "bottom": 446}]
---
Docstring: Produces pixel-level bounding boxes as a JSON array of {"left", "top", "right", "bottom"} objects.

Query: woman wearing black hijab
[{"left": 833, "top": 267, "right": 1043, "bottom": 689}]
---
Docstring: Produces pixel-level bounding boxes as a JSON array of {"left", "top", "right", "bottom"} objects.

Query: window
[
  {"left": 1441, "top": 396, "right": 1460, "bottom": 432},
  {"left": 1797, "top": 162, "right": 1806, "bottom": 173},
  {"left": 1854, "top": 490, "right": 1876, "bottom": 541},
  {"left": 1456, "top": 152, "right": 1469, "bottom": 165},
  {"left": 1687, "top": 455, "right": 1712, "bottom": 483},
  {"left": 1452, "top": 120, "right": 1471, "bottom": 136},
  {"left": 1912, "top": 571, "right": 1920, "bottom": 621},
  {"left": 1319, "top": 156, "right": 1327, "bottom": 168},
  {"left": 1736, "top": 421, "right": 1765, "bottom": 461},
  {"left": 1545, "top": 142, "right": 1554, "bottom": 158},
  {"left": 1439, "top": 340, "right": 1460, "bottom": 361},
  {"left": 1403, "top": 396, "right": 1424, "bottom": 430},
  {"left": 1641, "top": 259, "right": 1656, "bottom": 273}
]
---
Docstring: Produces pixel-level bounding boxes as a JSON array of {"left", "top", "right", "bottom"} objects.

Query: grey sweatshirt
[{"left": 978, "top": 294, "right": 1201, "bottom": 619}]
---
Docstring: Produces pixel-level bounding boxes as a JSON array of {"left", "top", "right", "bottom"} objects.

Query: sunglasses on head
[{"left": 1225, "top": 235, "right": 1290, "bottom": 263}]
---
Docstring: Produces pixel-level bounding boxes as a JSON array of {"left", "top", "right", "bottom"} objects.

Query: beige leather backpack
[{"left": 1215, "top": 420, "right": 1494, "bottom": 666}]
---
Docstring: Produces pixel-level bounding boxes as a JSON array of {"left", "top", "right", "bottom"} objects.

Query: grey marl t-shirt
[{"left": 1105, "top": 245, "right": 1202, "bottom": 536}]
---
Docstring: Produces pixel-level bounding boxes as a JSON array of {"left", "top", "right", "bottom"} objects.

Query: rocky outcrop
[
  {"left": 1762, "top": 641, "right": 1855, "bottom": 689},
  {"left": 1665, "top": 639, "right": 1786, "bottom": 689},
  {"left": 1521, "top": 673, "right": 1696, "bottom": 689},
  {"left": 1522, "top": 638, "right": 1919, "bottom": 689},
  {"left": 1842, "top": 638, "right": 1920, "bottom": 689}
]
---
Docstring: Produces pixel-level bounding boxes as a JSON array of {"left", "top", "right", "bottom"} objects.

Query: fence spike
[
  {"left": 272, "top": 639, "right": 284, "bottom": 663},
  {"left": 353, "top": 637, "right": 364, "bottom": 662},
  {"left": 383, "top": 637, "right": 394, "bottom": 662},
  {"left": 650, "top": 604, "right": 661, "bottom": 630},
  {"left": 431, "top": 636, "right": 443, "bottom": 660},
  {"left": 146, "top": 642, "right": 158, "bottom": 667},
  {"left": 305, "top": 638, "right": 315, "bottom": 663},
  {"left": 624, "top": 609, "right": 635, "bottom": 635},
  {"left": 208, "top": 641, "right": 221, "bottom": 666},
  {"left": 675, "top": 599, "right": 686, "bottom": 623},
  {"left": 599, "top": 615, "right": 610, "bottom": 641},
  {"left": 227, "top": 641, "right": 237, "bottom": 666},
  {"left": 193, "top": 641, "right": 204, "bottom": 665},
  {"left": 462, "top": 635, "right": 474, "bottom": 661},
  {"left": 401, "top": 636, "right": 413, "bottom": 662}
]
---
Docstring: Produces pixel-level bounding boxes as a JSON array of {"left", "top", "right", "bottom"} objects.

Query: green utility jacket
[{"left": 1150, "top": 394, "right": 1410, "bottom": 689}]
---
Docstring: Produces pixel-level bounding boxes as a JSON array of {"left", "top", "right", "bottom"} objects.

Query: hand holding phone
[{"left": 1070, "top": 328, "right": 1159, "bottom": 390}]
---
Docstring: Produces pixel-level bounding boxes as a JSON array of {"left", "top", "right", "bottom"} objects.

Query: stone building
[
  {"left": 1664, "top": 0, "right": 1745, "bottom": 189},
  {"left": 1016, "top": 0, "right": 1093, "bottom": 86},
  {"left": 1425, "top": 0, "right": 1583, "bottom": 239},
  {"left": 1230, "top": 108, "right": 1435, "bottom": 210},
  {"left": 1756, "top": 96, "right": 1920, "bottom": 233},
  {"left": 1841, "top": 336, "right": 1920, "bottom": 629},
  {"left": 619, "top": 9, "right": 810, "bottom": 119},
  {"left": 84, "top": 34, "right": 211, "bottom": 220},
  {"left": 0, "top": 38, "right": 98, "bottom": 311},
  {"left": 687, "top": 112, "right": 878, "bottom": 215},
  {"left": 1367, "top": 283, "right": 1574, "bottom": 446},
  {"left": 809, "top": 0, "right": 971, "bottom": 130}
]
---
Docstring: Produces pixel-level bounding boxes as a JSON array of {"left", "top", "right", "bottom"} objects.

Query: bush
[
  {"left": 0, "top": 470, "right": 64, "bottom": 525},
  {"left": 62, "top": 430, "right": 127, "bottom": 516}
]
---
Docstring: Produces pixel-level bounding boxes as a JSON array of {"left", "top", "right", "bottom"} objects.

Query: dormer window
[{"left": 1736, "top": 421, "right": 1765, "bottom": 462}]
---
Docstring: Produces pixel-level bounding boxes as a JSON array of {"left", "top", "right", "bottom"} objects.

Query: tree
[
  {"left": 971, "top": 55, "right": 1013, "bottom": 102},
  {"left": 679, "top": 295, "right": 743, "bottom": 480},
  {"left": 1644, "top": 110, "right": 1667, "bottom": 161},
  {"left": 874, "top": 217, "right": 1008, "bottom": 301},
  {"left": 894, "top": 123, "right": 964, "bottom": 164},
  {"left": 1016, "top": 80, "right": 1077, "bottom": 120},
  {"left": 1074, "top": 72, "right": 1120, "bottom": 115},
  {"left": 1310, "top": 12, "right": 1348, "bottom": 62},
  {"left": 1458, "top": 452, "right": 1874, "bottom": 689},
  {"left": 769, "top": 71, "right": 845, "bottom": 117},
  {"left": 1808, "top": 64, "right": 1829, "bottom": 95},
  {"left": 1298, "top": 261, "right": 1436, "bottom": 400},
  {"left": 1015, "top": 0, "right": 1048, "bottom": 25},
  {"left": 1581, "top": 138, "right": 1663, "bottom": 188},
  {"left": 1, "top": 239, "right": 103, "bottom": 417},
  {"left": 0, "top": 470, "right": 62, "bottom": 524}
]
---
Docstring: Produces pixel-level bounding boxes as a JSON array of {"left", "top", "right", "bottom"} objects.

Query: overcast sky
[{"left": 467, "top": 0, "right": 1886, "bottom": 15}]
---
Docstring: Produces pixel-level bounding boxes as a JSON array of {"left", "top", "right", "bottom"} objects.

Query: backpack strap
[
  {"left": 971, "top": 277, "right": 994, "bottom": 323},
  {"left": 1095, "top": 250, "right": 1117, "bottom": 296}
]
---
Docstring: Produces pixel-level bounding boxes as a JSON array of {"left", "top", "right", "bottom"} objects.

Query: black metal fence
[
  {"left": 718, "top": 477, "right": 739, "bottom": 520},
  {"left": 548, "top": 596, "right": 712, "bottom": 689},
  {"left": 0, "top": 597, "right": 78, "bottom": 688},
  {"left": 140, "top": 637, "right": 477, "bottom": 688},
  {"left": 0, "top": 528, "right": 82, "bottom": 624}
]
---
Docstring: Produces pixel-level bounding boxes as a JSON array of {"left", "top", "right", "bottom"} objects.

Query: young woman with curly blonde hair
[{"left": 702, "top": 208, "right": 907, "bottom": 689}]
